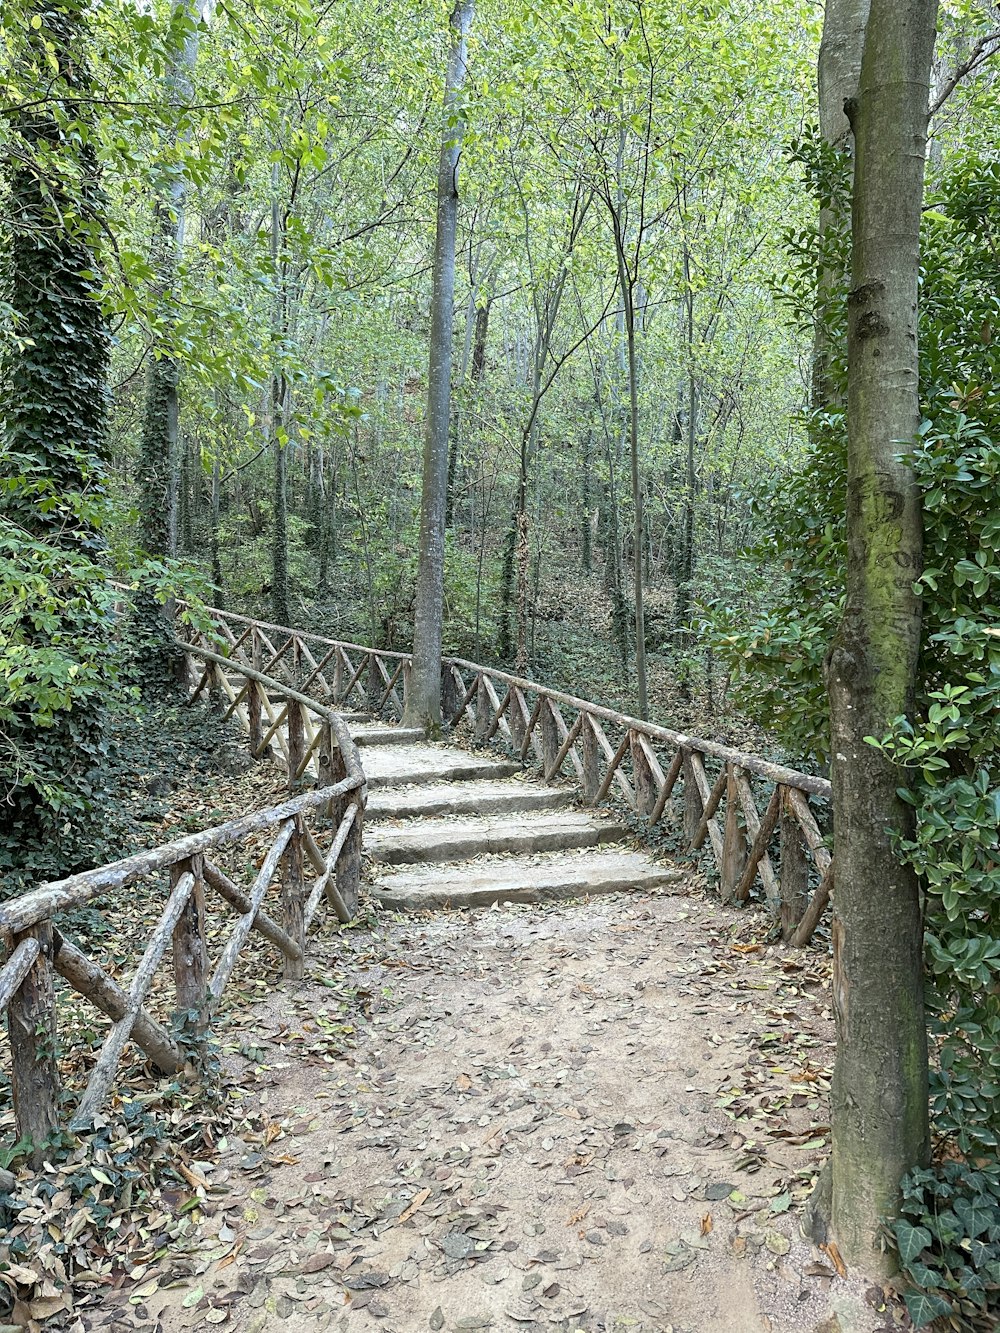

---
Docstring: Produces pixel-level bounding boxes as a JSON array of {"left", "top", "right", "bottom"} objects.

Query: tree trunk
[
  {"left": 813, "top": 0, "right": 870, "bottom": 411},
  {"left": 446, "top": 291, "right": 489, "bottom": 528},
  {"left": 1, "top": 0, "right": 110, "bottom": 862},
  {"left": 614, "top": 233, "right": 648, "bottom": 720},
  {"left": 405, "top": 0, "right": 474, "bottom": 731},
  {"left": 270, "top": 160, "right": 291, "bottom": 627},
  {"left": 210, "top": 451, "right": 223, "bottom": 606},
  {"left": 137, "top": 0, "right": 206, "bottom": 560},
  {"left": 271, "top": 376, "right": 290, "bottom": 626},
  {"left": 825, "top": 0, "right": 937, "bottom": 1273},
  {"left": 581, "top": 427, "right": 593, "bottom": 575}
]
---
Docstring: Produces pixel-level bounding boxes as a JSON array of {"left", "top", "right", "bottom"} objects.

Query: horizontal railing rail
[
  {"left": 1, "top": 644, "right": 367, "bottom": 1154},
  {"left": 180, "top": 607, "right": 833, "bottom": 947}
]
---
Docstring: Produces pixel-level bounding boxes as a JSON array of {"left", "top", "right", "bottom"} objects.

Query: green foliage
[{"left": 890, "top": 1164, "right": 1000, "bottom": 1330}]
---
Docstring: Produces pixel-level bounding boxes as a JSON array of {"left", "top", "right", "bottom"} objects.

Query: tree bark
[
  {"left": 405, "top": 0, "right": 474, "bottom": 731},
  {"left": 813, "top": 0, "right": 870, "bottom": 411},
  {"left": 137, "top": 0, "right": 207, "bottom": 560},
  {"left": 270, "top": 160, "right": 291, "bottom": 627},
  {"left": 825, "top": 0, "right": 937, "bottom": 1272}
]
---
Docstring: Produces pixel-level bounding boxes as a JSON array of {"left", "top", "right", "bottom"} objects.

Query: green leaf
[
  {"left": 895, "top": 1220, "right": 933, "bottom": 1266},
  {"left": 903, "top": 1289, "right": 953, "bottom": 1328}
]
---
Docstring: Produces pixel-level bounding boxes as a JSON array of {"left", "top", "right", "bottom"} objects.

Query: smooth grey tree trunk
[
  {"left": 405, "top": 0, "right": 474, "bottom": 732},
  {"left": 826, "top": 0, "right": 938, "bottom": 1273},
  {"left": 137, "top": 0, "right": 206, "bottom": 559},
  {"left": 813, "top": 0, "right": 870, "bottom": 411}
]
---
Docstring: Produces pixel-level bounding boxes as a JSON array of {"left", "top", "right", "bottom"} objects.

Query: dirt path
[{"left": 100, "top": 883, "right": 883, "bottom": 1333}]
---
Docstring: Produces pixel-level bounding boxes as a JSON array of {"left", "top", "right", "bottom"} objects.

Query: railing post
[
  {"left": 247, "top": 679, "right": 263, "bottom": 758},
  {"left": 475, "top": 674, "right": 490, "bottom": 744},
  {"left": 292, "top": 635, "right": 302, "bottom": 689},
  {"left": 720, "top": 764, "right": 747, "bottom": 902},
  {"left": 540, "top": 698, "right": 560, "bottom": 779},
  {"left": 682, "top": 750, "right": 702, "bottom": 846},
  {"left": 208, "top": 661, "right": 224, "bottom": 715},
  {"left": 8, "top": 921, "right": 60, "bottom": 1159},
  {"left": 441, "top": 664, "right": 460, "bottom": 728},
  {"left": 581, "top": 713, "right": 600, "bottom": 804},
  {"left": 172, "top": 855, "right": 208, "bottom": 1038},
  {"left": 631, "top": 731, "right": 656, "bottom": 819},
  {"left": 508, "top": 686, "right": 526, "bottom": 754},
  {"left": 317, "top": 717, "right": 336, "bottom": 788},
  {"left": 402, "top": 659, "right": 412, "bottom": 719},
  {"left": 336, "top": 793, "right": 363, "bottom": 918},
  {"left": 367, "top": 653, "right": 380, "bottom": 714},
  {"left": 333, "top": 650, "right": 344, "bottom": 705},
  {"left": 287, "top": 698, "right": 305, "bottom": 789},
  {"left": 780, "top": 789, "right": 810, "bottom": 939},
  {"left": 282, "top": 818, "right": 306, "bottom": 980}
]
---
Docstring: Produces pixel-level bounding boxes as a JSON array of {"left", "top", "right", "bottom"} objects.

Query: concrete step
[
  {"left": 351, "top": 725, "right": 425, "bottom": 747},
  {"left": 366, "top": 778, "right": 573, "bottom": 822},
  {"left": 366, "top": 810, "right": 624, "bottom": 866},
  {"left": 371, "top": 849, "right": 682, "bottom": 911},
  {"left": 362, "top": 743, "right": 522, "bottom": 790}
]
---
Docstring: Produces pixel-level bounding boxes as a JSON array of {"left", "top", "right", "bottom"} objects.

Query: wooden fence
[
  {"left": 0, "top": 648, "right": 366, "bottom": 1153},
  {"left": 182, "top": 609, "right": 833, "bottom": 947}
]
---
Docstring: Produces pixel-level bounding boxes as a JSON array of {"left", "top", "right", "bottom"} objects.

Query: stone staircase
[{"left": 351, "top": 719, "right": 682, "bottom": 912}]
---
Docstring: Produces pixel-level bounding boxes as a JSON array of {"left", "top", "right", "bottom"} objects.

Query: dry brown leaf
[
  {"left": 700, "top": 1213, "right": 713, "bottom": 1236},
  {"left": 455, "top": 1073, "right": 473, "bottom": 1091},
  {"left": 301, "top": 1252, "right": 338, "bottom": 1274},
  {"left": 821, "top": 1241, "right": 847, "bottom": 1278},
  {"left": 566, "top": 1204, "right": 590, "bottom": 1227},
  {"left": 397, "top": 1188, "right": 431, "bottom": 1224},
  {"left": 176, "top": 1163, "right": 207, "bottom": 1190},
  {"left": 804, "top": 1262, "right": 835, "bottom": 1278}
]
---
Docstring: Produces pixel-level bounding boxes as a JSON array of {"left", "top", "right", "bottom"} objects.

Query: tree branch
[{"left": 930, "top": 30, "right": 1000, "bottom": 116}]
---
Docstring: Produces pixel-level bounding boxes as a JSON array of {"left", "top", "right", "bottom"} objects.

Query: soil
[{"left": 92, "top": 883, "right": 895, "bottom": 1333}]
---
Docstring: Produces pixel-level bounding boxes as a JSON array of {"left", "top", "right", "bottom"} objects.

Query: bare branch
[{"left": 930, "top": 30, "right": 1000, "bottom": 116}]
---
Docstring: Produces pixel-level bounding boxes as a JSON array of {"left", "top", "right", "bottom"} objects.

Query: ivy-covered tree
[{"left": 0, "top": 0, "right": 113, "bottom": 873}]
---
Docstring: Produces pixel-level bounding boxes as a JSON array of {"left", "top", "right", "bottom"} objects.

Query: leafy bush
[{"left": 892, "top": 1165, "right": 1000, "bottom": 1330}]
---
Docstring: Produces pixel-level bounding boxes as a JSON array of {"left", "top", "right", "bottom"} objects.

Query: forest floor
[
  {"left": 2, "top": 690, "right": 900, "bottom": 1333},
  {"left": 83, "top": 885, "right": 893, "bottom": 1333}
]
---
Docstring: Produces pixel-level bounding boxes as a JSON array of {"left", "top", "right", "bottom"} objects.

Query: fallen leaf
[
  {"left": 700, "top": 1213, "right": 713, "bottom": 1236},
  {"left": 398, "top": 1188, "right": 431, "bottom": 1224},
  {"left": 301, "top": 1252, "right": 337, "bottom": 1274},
  {"left": 821, "top": 1240, "right": 847, "bottom": 1278}
]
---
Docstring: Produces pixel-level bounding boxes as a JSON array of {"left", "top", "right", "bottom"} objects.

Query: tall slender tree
[
  {"left": 137, "top": 0, "right": 208, "bottom": 560},
  {"left": 825, "top": 0, "right": 938, "bottom": 1271},
  {"left": 405, "top": 0, "right": 474, "bottom": 731}
]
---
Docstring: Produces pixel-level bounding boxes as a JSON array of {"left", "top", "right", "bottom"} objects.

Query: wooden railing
[
  {"left": 0, "top": 648, "right": 366, "bottom": 1153},
  {"left": 181, "top": 609, "right": 833, "bottom": 947}
]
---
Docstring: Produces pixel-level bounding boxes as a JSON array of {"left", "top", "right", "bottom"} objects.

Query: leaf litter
[{"left": 2, "top": 734, "right": 908, "bottom": 1332}]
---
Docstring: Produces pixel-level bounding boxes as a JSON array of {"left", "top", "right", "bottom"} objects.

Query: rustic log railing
[
  {"left": 0, "top": 648, "right": 367, "bottom": 1153},
  {"left": 181, "top": 608, "right": 833, "bottom": 946}
]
